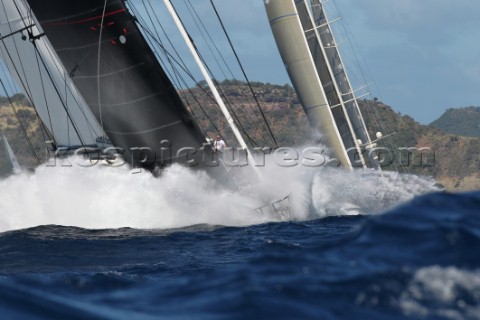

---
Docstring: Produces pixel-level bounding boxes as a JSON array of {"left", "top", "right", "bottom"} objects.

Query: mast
[{"left": 163, "top": 0, "right": 263, "bottom": 179}]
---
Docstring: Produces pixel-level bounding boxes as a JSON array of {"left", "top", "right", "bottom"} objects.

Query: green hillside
[
  {"left": 0, "top": 94, "right": 47, "bottom": 175},
  {"left": 1, "top": 82, "right": 479, "bottom": 191},
  {"left": 361, "top": 101, "right": 480, "bottom": 190},
  {"left": 430, "top": 106, "right": 480, "bottom": 137}
]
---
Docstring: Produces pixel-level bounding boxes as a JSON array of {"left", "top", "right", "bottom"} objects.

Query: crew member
[{"left": 213, "top": 135, "right": 226, "bottom": 152}]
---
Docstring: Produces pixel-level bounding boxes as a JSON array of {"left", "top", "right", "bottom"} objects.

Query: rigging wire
[
  {"left": 127, "top": 2, "right": 231, "bottom": 117},
  {"left": 130, "top": 17, "right": 215, "bottom": 102},
  {"left": 9, "top": 0, "right": 89, "bottom": 150},
  {"left": 0, "top": 77, "right": 42, "bottom": 164},
  {"left": 0, "top": 3, "right": 49, "bottom": 161},
  {"left": 172, "top": 1, "right": 259, "bottom": 147},
  {"left": 139, "top": 0, "right": 258, "bottom": 146},
  {"left": 139, "top": 0, "right": 195, "bottom": 109},
  {"left": 327, "top": 0, "right": 404, "bottom": 172},
  {"left": 209, "top": 0, "right": 278, "bottom": 148},
  {"left": 41, "top": 37, "right": 103, "bottom": 143},
  {"left": 0, "top": 42, "right": 52, "bottom": 160},
  {"left": 30, "top": 40, "right": 88, "bottom": 148},
  {"left": 127, "top": 1, "right": 219, "bottom": 139},
  {"left": 135, "top": 0, "right": 221, "bottom": 138},
  {"left": 32, "top": 45, "right": 55, "bottom": 142},
  {"left": 184, "top": 0, "right": 230, "bottom": 84},
  {"left": 185, "top": 0, "right": 273, "bottom": 146},
  {"left": 12, "top": 0, "right": 106, "bottom": 144},
  {"left": 64, "top": 72, "right": 70, "bottom": 147},
  {"left": 133, "top": 0, "right": 260, "bottom": 147},
  {"left": 1, "top": 0, "right": 35, "bottom": 107}
]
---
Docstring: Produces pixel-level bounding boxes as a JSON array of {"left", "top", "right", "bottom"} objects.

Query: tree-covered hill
[
  {"left": 361, "top": 101, "right": 480, "bottom": 190},
  {"left": 0, "top": 94, "right": 46, "bottom": 177},
  {"left": 430, "top": 106, "right": 480, "bottom": 137},
  {"left": 1, "top": 81, "right": 479, "bottom": 191}
]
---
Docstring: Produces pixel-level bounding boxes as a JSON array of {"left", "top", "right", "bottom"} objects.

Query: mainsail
[
  {"left": 22, "top": 0, "right": 210, "bottom": 168},
  {"left": 265, "top": 0, "right": 379, "bottom": 169}
]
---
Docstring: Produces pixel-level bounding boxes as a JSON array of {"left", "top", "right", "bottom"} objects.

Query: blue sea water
[{"left": 1, "top": 191, "right": 480, "bottom": 319}]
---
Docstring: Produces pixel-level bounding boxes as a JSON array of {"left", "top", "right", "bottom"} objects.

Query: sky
[{"left": 163, "top": 0, "right": 480, "bottom": 124}]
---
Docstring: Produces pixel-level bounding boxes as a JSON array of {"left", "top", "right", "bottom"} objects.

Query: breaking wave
[
  {"left": 399, "top": 266, "right": 480, "bottom": 319},
  {"left": 0, "top": 153, "right": 439, "bottom": 232}
]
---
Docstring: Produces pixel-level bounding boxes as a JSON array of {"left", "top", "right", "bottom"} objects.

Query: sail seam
[
  {"left": 104, "top": 121, "right": 183, "bottom": 135},
  {"left": 88, "top": 92, "right": 161, "bottom": 107},
  {"left": 44, "top": 9, "right": 126, "bottom": 26},
  {"left": 73, "top": 62, "right": 144, "bottom": 79}
]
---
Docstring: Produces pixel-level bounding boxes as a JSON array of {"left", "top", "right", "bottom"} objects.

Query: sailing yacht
[
  {"left": 1, "top": 0, "right": 215, "bottom": 170},
  {"left": 0, "top": 0, "right": 388, "bottom": 218},
  {"left": 0, "top": 0, "right": 287, "bottom": 212}
]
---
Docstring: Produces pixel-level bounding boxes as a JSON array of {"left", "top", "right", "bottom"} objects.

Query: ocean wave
[
  {"left": 0, "top": 154, "right": 439, "bottom": 232},
  {"left": 0, "top": 191, "right": 480, "bottom": 318},
  {"left": 399, "top": 266, "right": 480, "bottom": 320}
]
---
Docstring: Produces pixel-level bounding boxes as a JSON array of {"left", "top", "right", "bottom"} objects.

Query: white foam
[
  {"left": 0, "top": 160, "right": 267, "bottom": 232},
  {"left": 0, "top": 153, "right": 438, "bottom": 232},
  {"left": 399, "top": 266, "right": 480, "bottom": 319},
  {"left": 311, "top": 167, "right": 439, "bottom": 217}
]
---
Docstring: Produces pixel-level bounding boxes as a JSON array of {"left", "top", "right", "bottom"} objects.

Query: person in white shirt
[{"left": 213, "top": 135, "right": 226, "bottom": 152}]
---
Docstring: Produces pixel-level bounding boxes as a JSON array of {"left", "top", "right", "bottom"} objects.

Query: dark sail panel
[{"left": 25, "top": 0, "right": 208, "bottom": 168}]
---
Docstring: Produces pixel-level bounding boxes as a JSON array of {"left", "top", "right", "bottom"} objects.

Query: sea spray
[
  {"left": 0, "top": 152, "right": 439, "bottom": 232},
  {"left": 311, "top": 168, "right": 440, "bottom": 217},
  {"left": 0, "top": 159, "right": 266, "bottom": 232},
  {"left": 0, "top": 189, "right": 478, "bottom": 319}
]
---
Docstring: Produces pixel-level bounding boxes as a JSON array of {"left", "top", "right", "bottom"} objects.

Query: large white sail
[
  {"left": 264, "top": 0, "right": 352, "bottom": 169},
  {"left": 265, "top": 0, "right": 378, "bottom": 169},
  {"left": 0, "top": 0, "right": 105, "bottom": 148}
]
